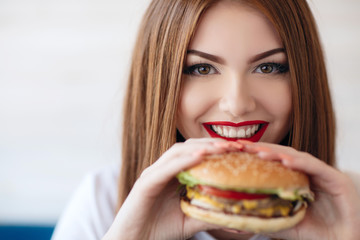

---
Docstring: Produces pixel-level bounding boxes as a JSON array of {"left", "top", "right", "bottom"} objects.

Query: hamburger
[{"left": 176, "top": 151, "right": 314, "bottom": 233}]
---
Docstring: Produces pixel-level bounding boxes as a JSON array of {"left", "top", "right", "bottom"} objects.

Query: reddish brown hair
[{"left": 118, "top": 0, "right": 335, "bottom": 208}]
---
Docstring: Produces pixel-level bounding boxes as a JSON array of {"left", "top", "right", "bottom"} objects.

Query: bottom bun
[{"left": 180, "top": 200, "right": 306, "bottom": 233}]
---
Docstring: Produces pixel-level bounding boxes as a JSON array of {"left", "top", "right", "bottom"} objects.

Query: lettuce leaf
[{"left": 176, "top": 171, "right": 312, "bottom": 201}]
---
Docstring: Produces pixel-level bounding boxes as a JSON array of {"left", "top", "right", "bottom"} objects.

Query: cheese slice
[{"left": 186, "top": 187, "right": 292, "bottom": 217}]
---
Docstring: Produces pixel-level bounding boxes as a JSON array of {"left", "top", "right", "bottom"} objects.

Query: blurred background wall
[{"left": 0, "top": 0, "right": 359, "bottom": 230}]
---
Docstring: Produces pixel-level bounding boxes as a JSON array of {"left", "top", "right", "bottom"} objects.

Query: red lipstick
[{"left": 203, "top": 120, "right": 268, "bottom": 142}]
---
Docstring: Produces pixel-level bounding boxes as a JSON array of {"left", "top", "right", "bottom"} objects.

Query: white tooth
[
  {"left": 251, "top": 125, "right": 256, "bottom": 135},
  {"left": 223, "top": 127, "right": 229, "bottom": 137},
  {"left": 212, "top": 125, "right": 218, "bottom": 133},
  {"left": 229, "top": 128, "right": 237, "bottom": 138},
  {"left": 246, "top": 128, "right": 251, "bottom": 137},
  {"left": 217, "top": 126, "right": 223, "bottom": 136},
  {"left": 237, "top": 128, "right": 245, "bottom": 138},
  {"left": 255, "top": 124, "right": 259, "bottom": 131}
]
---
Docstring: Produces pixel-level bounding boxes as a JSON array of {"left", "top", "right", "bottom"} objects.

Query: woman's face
[{"left": 177, "top": 1, "right": 292, "bottom": 144}]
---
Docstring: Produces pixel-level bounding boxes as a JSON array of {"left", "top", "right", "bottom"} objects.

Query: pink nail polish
[{"left": 236, "top": 139, "right": 254, "bottom": 145}]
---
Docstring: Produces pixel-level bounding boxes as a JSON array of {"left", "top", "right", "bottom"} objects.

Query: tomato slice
[{"left": 198, "top": 185, "right": 270, "bottom": 200}]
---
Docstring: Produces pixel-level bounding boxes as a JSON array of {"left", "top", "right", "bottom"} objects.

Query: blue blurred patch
[{"left": 0, "top": 225, "right": 55, "bottom": 240}]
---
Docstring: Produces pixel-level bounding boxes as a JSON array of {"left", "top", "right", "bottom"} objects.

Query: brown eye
[
  {"left": 260, "top": 64, "right": 273, "bottom": 73},
  {"left": 254, "top": 63, "right": 289, "bottom": 74},
  {"left": 198, "top": 65, "right": 211, "bottom": 75},
  {"left": 184, "top": 63, "right": 218, "bottom": 76}
]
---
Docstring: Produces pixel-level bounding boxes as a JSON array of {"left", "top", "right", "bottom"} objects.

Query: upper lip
[{"left": 203, "top": 120, "right": 267, "bottom": 127}]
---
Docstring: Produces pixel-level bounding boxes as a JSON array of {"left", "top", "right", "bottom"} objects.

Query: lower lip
[{"left": 203, "top": 122, "right": 269, "bottom": 142}]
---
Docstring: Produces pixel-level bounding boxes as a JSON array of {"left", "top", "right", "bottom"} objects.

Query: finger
[
  {"left": 241, "top": 142, "right": 347, "bottom": 195},
  {"left": 154, "top": 138, "right": 224, "bottom": 167},
  {"left": 282, "top": 155, "right": 349, "bottom": 194},
  {"left": 185, "top": 137, "right": 226, "bottom": 144},
  {"left": 238, "top": 141, "right": 327, "bottom": 178},
  {"left": 152, "top": 140, "right": 226, "bottom": 169},
  {"left": 150, "top": 144, "right": 230, "bottom": 185},
  {"left": 158, "top": 140, "right": 245, "bottom": 178},
  {"left": 137, "top": 141, "right": 232, "bottom": 194},
  {"left": 213, "top": 141, "right": 244, "bottom": 152}
]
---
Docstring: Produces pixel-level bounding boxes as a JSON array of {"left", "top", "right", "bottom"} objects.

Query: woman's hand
[
  {"left": 102, "top": 138, "right": 241, "bottom": 240},
  {"left": 239, "top": 141, "right": 360, "bottom": 240}
]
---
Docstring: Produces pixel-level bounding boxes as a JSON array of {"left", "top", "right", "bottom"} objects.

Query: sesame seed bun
[
  {"left": 177, "top": 151, "right": 313, "bottom": 233},
  {"left": 188, "top": 151, "right": 310, "bottom": 192}
]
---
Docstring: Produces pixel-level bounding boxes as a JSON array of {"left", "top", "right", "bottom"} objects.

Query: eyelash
[
  {"left": 183, "top": 63, "right": 219, "bottom": 76},
  {"left": 254, "top": 62, "right": 289, "bottom": 74},
  {"left": 183, "top": 62, "right": 289, "bottom": 76}
]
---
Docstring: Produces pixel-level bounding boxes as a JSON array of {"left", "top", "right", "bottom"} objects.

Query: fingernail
[
  {"left": 278, "top": 153, "right": 293, "bottom": 164},
  {"left": 214, "top": 142, "right": 233, "bottom": 148},
  {"left": 227, "top": 141, "right": 243, "bottom": 149},
  {"left": 214, "top": 142, "right": 228, "bottom": 148},
  {"left": 253, "top": 146, "right": 271, "bottom": 153},
  {"left": 232, "top": 142, "right": 244, "bottom": 150},
  {"left": 236, "top": 139, "right": 254, "bottom": 145},
  {"left": 256, "top": 151, "right": 268, "bottom": 158},
  {"left": 214, "top": 141, "right": 243, "bottom": 150}
]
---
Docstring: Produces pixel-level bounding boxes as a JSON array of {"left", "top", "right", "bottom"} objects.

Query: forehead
[{"left": 188, "top": 1, "right": 283, "bottom": 60}]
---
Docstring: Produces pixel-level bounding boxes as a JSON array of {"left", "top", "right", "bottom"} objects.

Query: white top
[
  {"left": 52, "top": 165, "right": 119, "bottom": 240},
  {"left": 51, "top": 165, "right": 360, "bottom": 240}
]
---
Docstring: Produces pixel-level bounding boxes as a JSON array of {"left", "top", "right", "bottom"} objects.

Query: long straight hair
[{"left": 118, "top": 0, "right": 336, "bottom": 208}]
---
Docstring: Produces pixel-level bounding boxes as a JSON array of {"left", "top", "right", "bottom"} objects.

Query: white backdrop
[{"left": 0, "top": 0, "right": 359, "bottom": 225}]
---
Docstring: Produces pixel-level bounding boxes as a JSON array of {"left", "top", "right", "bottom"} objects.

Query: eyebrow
[
  {"left": 187, "top": 48, "right": 285, "bottom": 65},
  {"left": 248, "top": 48, "right": 285, "bottom": 63},
  {"left": 187, "top": 50, "right": 226, "bottom": 64}
]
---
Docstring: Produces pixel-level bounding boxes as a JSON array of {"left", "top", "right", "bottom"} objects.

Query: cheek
[
  {"left": 269, "top": 88, "right": 291, "bottom": 117},
  {"left": 256, "top": 80, "right": 292, "bottom": 121},
  {"left": 254, "top": 80, "right": 292, "bottom": 143},
  {"left": 178, "top": 80, "right": 217, "bottom": 120},
  {"left": 177, "top": 79, "right": 218, "bottom": 138}
]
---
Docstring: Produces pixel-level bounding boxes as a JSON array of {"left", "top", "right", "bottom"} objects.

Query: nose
[{"left": 218, "top": 76, "right": 256, "bottom": 117}]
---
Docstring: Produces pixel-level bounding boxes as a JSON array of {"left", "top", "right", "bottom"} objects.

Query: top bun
[{"left": 188, "top": 151, "right": 309, "bottom": 190}]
